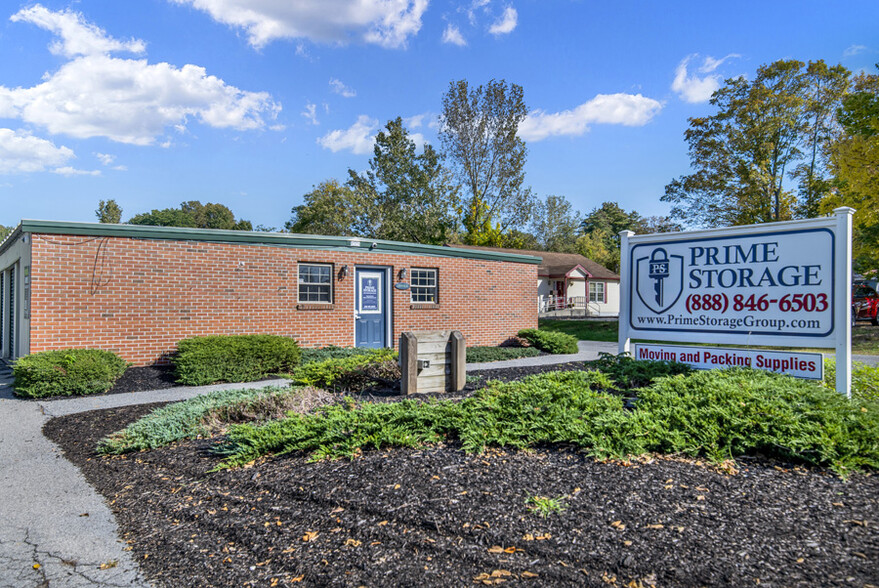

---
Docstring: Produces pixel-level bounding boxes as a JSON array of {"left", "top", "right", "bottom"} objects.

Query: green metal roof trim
[{"left": 13, "top": 220, "right": 542, "bottom": 265}]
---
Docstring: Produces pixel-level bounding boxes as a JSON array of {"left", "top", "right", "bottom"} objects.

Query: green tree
[
  {"left": 0, "top": 224, "right": 12, "bottom": 243},
  {"left": 439, "top": 79, "right": 535, "bottom": 244},
  {"left": 288, "top": 119, "right": 459, "bottom": 244},
  {"left": 574, "top": 229, "right": 617, "bottom": 272},
  {"left": 578, "top": 202, "right": 646, "bottom": 272},
  {"left": 793, "top": 61, "right": 851, "bottom": 217},
  {"left": 823, "top": 67, "right": 879, "bottom": 270},
  {"left": 128, "top": 201, "right": 252, "bottom": 230},
  {"left": 640, "top": 215, "right": 683, "bottom": 234},
  {"left": 287, "top": 180, "right": 361, "bottom": 236},
  {"left": 346, "top": 117, "right": 459, "bottom": 244},
  {"left": 530, "top": 195, "right": 581, "bottom": 252},
  {"left": 663, "top": 60, "right": 852, "bottom": 227},
  {"left": 95, "top": 199, "right": 122, "bottom": 223}
]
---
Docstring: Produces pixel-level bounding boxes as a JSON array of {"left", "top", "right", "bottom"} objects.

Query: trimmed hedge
[
  {"left": 174, "top": 335, "right": 301, "bottom": 386},
  {"left": 466, "top": 346, "right": 541, "bottom": 363},
  {"left": 290, "top": 348, "right": 397, "bottom": 391},
  {"left": 13, "top": 349, "right": 128, "bottom": 398},
  {"left": 517, "top": 328, "right": 579, "bottom": 354}
]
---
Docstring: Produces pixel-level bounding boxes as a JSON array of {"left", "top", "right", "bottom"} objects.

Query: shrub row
[
  {"left": 174, "top": 335, "right": 302, "bottom": 386},
  {"left": 217, "top": 368, "right": 879, "bottom": 475},
  {"left": 13, "top": 349, "right": 128, "bottom": 399},
  {"left": 290, "top": 348, "right": 398, "bottom": 391},
  {"left": 517, "top": 328, "right": 579, "bottom": 354},
  {"left": 466, "top": 346, "right": 541, "bottom": 363}
]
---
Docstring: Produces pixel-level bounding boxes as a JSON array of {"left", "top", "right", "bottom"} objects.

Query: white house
[{"left": 451, "top": 246, "right": 620, "bottom": 317}]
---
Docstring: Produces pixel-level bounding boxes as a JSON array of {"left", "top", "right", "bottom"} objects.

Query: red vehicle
[{"left": 853, "top": 283, "right": 879, "bottom": 326}]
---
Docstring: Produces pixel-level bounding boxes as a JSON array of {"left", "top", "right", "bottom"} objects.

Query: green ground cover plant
[
  {"left": 217, "top": 368, "right": 879, "bottom": 475},
  {"left": 584, "top": 352, "right": 694, "bottom": 390},
  {"left": 466, "top": 346, "right": 541, "bottom": 363},
  {"left": 525, "top": 495, "right": 566, "bottom": 518},
  {"left": 13, "top": 349, "right": 128, "bottom": 398},
  {"left": 300, "top": 346, "right": 379, "bottom": 365},
  {"left": 98, "top": 386, "right": 333, "bottom": 454},
  {"left": 517, "top": 328, "right": 579, "bottom": 354},
  {"left": 538, "top": 319, "right": 618, "bottom": 342},
  {"left": 290, "top": 348, "right": 397, "bottom": 391},
  {"left": 174, "top": 335, "right": 301, "bottom": 386}
]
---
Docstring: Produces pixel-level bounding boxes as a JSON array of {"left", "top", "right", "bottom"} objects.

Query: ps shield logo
[{"left": 635, "top": 247, "right": 684, "bottom": 314}]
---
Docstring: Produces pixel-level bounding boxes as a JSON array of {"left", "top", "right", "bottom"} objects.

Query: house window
[
  {"left": 298, "top": 263, "right": 332, "bottom": 303},
  {"left": 588, "top": 281, "right": 605, "bottom": 304},
  {"left": 410, "top": 268, "right": 438, "bottom": 303}
]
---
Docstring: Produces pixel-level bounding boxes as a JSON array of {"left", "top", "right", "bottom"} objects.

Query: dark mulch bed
[{"left": 45, "top": 370, "right": 879, "bottom": 588}]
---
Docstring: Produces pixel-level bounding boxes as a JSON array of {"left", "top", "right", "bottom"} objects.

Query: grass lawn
[
  {"left": 538, "top": 318, "right": 618, "bottom": 342},
  {"left": 852, "top": 324, "right": 879, "bottom": 355}
]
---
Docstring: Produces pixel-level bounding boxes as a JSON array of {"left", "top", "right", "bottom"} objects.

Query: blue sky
[{"left": 1, "top": 0, "right": 876, "bottom": 231}]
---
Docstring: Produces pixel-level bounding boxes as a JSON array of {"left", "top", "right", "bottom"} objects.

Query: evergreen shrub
[
  {"left": 174, "top": 335, "right": 301, "bottom": 386},
  {"left": 13, "top": 349, "right": 128, "bottom": 398}
]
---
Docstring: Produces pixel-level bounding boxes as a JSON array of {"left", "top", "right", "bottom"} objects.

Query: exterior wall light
[
  {"left": 339, "top": 265, "right": 349, "bottom": 279},
  {"left": 398, "top": 268, "right": 407, "bottom": 280}
]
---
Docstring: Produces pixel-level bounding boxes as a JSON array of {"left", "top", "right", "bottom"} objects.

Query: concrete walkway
[{"left": 0, "top": 370, "right": 290, "bottom": 588}]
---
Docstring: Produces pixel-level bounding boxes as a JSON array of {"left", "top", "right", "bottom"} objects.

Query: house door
[{"left": 355, "top": 268, "right": 388, "bottom": 348}]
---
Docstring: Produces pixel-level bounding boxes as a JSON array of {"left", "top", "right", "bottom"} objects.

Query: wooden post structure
[{"left": 399, "top": 330, "right": 466, "bottom": 395}]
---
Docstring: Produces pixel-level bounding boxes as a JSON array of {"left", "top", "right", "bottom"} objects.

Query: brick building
[{"left": 0, "top": 221, "right": 539, "bottom": 366}]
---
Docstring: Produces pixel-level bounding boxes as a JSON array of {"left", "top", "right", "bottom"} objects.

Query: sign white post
[
  {"left": 618, "top": 208, "right": 855, "bottom": 396},
  {"left": 618, "top": 230, "right": 634, "bottom": 356},
  {"left": 834, "top": 207, "right": 854, "bottom": 398}
]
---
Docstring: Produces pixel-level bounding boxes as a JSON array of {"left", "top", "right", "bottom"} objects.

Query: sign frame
[{"left": 619, "top": 208, "right": 854, "bottom": 397}]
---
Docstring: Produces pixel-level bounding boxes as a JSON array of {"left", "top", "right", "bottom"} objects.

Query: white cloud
[
  {"left": 11, "top": 4, "right": 145, "bottom": 58},
  {"left": 95, "top": 152, "right": 127, "bottom": 170},
  {"left": 329, "top": 78, "right": 356, "bottom": 98},
  {"left": 518, "top": 94, "right": 663, "bottom": 142},
  {"left": 488, "top": 6, "right": 517, "bottom": 35},
  {"left": 672, "top": 53, "right": 738, "bottom": 103},
  {"left": 53, "top": 166, "right": 101, "bottom": 176},
  {"left": 442, "top": 24, "right": 466, "bottom": 46},
  {"left": 844, "top": 44, "right": 867, "bottom": 57},
  {"left": 317, "top": 115, "right": 378, "bottom": 154},
  {"left": 0, "top": 128, "right": 74, "bottom": 174},
  {"left": 171, "top": 0, "right": 429, "bottom": 49},
  {"left": 301, "top": 102, "right": 319, "bottom": 125},
  {"left": 1, "top": 7, "right": 280, "bottom": 145},
  {"left": 404, "top": 113, "right": 425, "bottom": 128}
]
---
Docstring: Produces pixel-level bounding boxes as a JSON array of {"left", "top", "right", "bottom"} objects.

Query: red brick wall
[{"left": 28, "top": 234, "right": 537, "bottom": 365}]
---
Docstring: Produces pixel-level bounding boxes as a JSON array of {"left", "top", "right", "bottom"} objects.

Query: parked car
[{"left": 853, "top": 283, "right": 879, "bottom": 326}]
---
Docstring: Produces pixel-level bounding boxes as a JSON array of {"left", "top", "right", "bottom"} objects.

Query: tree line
[
  {"left": 18, "top": 60, "right": 872, "bottom": 273},
  {"left": 663, "top": 60, "right": 878, "bottom": 270}
]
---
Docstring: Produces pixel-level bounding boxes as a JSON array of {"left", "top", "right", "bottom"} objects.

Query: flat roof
[{"left": 2, "top": 220, "right": 542, "bottom": 265}]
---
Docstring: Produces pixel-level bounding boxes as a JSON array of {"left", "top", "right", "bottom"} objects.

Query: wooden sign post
[{"left": 399, "top": 330, "right": 466, "bottom": 395}]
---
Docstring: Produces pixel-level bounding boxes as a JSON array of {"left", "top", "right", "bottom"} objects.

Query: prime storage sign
[
  {"left": 629, "top": 228, "right": 834, "bottom": 342},
  {"left": 619, "top": 209, "right": 855, "bottom": 395}
]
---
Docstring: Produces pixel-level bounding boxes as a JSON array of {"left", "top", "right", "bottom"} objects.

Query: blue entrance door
[{"left": 355, "top": 269, "right": 387, "bottom": 348}]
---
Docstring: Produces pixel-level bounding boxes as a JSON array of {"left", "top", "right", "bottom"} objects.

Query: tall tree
[
  {"left": 530, "top": 195, "right": 581, "bottom": 252},
  {"left": 439, "top": 79, "right": 535, "bottom": 244},
  {"left": 578, "top": 202, "right": 646, "bottom": 272},
  {"left": 347, "top": 117, "right": 459, "bottom": 244},
  {"left": 129, "top": 201, "right": 252, "bottom": 230},
  {"left": 793, "top": 61, "right": 851, "bottom": 217},
  {"left": 823, "top": 67, "right": 879, "bottom": 270},
  {"left": 287, "top": 180, "right": 362, "bottom": 236},
  {"left": 0, "top": 224, "right": 12, "bottom": 243},
  {"left": 95, "top": 199, "right": 122, "bottom": 223},
  {"left": 663, "top": 60, "right": 851, "bottom": 227},
  {"left": 288, "top": 119, "right": 459, "bottom": 244}
]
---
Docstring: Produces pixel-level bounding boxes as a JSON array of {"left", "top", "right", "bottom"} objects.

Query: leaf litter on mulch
[{"left": 43, "top": 363, "right": 879, "bottom": 588}]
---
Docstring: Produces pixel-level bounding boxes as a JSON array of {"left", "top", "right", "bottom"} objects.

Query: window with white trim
[
  {"left": 410, "top": 268, "right": 438, "bottom": 303},
  {"left": 588, "top": 281, "right": 605, "bottom": 304},
  {"left": 298, "top": 263, "right": 332, "bottom": 303}
]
